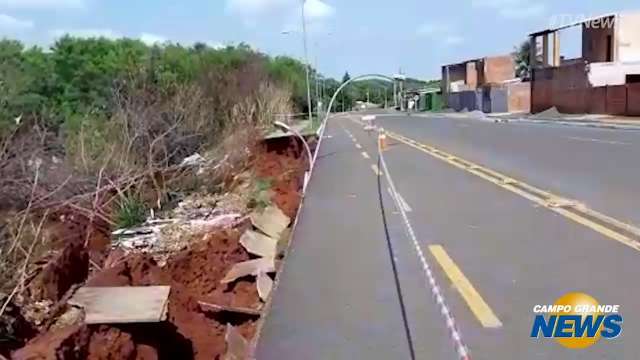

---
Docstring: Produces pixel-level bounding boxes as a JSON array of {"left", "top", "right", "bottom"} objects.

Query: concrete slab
[{"left": 69, "top": 286, "right": 170, "bottom": 324}]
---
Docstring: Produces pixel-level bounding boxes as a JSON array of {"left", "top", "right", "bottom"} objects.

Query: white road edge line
[
  {"left": 397, "top": 192, "right": 412, "bottom": 213},
  {"left": 565, "top": 136, "right": 630, "bottom": 146}
]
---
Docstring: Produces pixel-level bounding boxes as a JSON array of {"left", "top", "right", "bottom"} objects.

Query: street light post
[{"left": 301, "top": 0, "right": 314, "bottom": 126}]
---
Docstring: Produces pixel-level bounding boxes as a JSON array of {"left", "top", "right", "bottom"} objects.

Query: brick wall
[
  {"left": 507, "top": 82, "right": 531, "bottom": 112},
  {"left": 627, "top": 83, "right": 640, "bottom": 115},
  {"left": 532, "top": 65, "right": 640, "bottom": 115},
  {"left": 606, "top": 85, "right": 627, "bottom": 115},
  {"left": 483, "top": 56, "right": 516, "bottom": 84}
]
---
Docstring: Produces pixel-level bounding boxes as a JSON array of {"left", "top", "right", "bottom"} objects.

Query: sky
[{"left": 0, "top": 0, "right": 638, "bottom": 80}]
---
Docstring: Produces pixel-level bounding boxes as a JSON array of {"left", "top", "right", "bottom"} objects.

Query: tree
[
  {"left": 342, "top": 71, "right": 351, "bottom": 84},
  {"left": 513, "top": 40, "right": 531, "bottom": 80}
]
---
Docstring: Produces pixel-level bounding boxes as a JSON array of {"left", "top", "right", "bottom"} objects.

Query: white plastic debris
[
  {"left": 221, "top": 258, "right": 275, "bottom": 284},
  {"left": 180, "top": 153, "right": 206, "bottom": 167}
]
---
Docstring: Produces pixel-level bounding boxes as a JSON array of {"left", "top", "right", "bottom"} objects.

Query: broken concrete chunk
[
  {"left": 189, "top": 214, "right": 242, "bottom": 232},
  {"left": 198, "top": 301, "right": 261, "bottom": 316},
  {"left": 223, "top": 324, "right": 249, "bottom": 360},
  {"left": 256, "top": 272, "right": 273, "bottom": 302},
  {"left": 239, "top": 230, "right": 278, "bottom": 258},
  {"left": 221, "top": 258, "right": 275, "bottom": 284},
  {"left": 250, "top": 205, "right": 290, "bottom": 238},
  {"left": 69, "top": 286, "right": 170, "bottom": 324}
]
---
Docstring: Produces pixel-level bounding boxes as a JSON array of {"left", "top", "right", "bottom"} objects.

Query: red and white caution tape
[{"left": 377, "top": 129, "right": 471, "bottom": 360}]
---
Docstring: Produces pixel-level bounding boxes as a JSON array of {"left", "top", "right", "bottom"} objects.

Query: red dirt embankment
[{"left": 11, "top": 142, "right": 307, "bottom": 360}]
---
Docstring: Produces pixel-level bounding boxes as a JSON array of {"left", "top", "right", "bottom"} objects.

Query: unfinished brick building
[
  {"left": 441, "top": 55, "right": 530, "bottom": 113},
  {"left": 529, "top": 11, "right": 640, "bottom": 115}
]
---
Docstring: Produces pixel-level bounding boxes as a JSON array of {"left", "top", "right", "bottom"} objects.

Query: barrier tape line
[{"left": 377, "top": 134, "right": 471, "bottom": 360}]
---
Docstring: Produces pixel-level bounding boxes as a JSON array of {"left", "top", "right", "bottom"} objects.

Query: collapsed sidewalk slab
[{"left": 69, "top": 286, "right": 170, "bottom": 324}]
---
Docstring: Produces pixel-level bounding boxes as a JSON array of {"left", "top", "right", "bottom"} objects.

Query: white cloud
[
  {"left": 417, "top": 23, "right": 450, "bottom": 37},
  {"left": 499, "top": 3, "right": 545, "bottom": 19},
  {"left": 0, "top": 0, "right": 84, "bottom": 9},
  {"left": 416, "top": 22, "right": 463, "bottom": 46},
  {"left": 0, "top": 13, "right": 33, "bottom": 30},
  {"left": 472, "top": 0, "right": 546, "bottom": 19},
  {"left": 206, "top": 41, "right": 225, "bottom": 49},
  {"left": 226, "top": 0, "right": 291, "bottom": 16},
  {"left": 304, "top": 0, "right": 334, "bottom": 20},
  {"left": 139, "top": 33, "right": 167, "bottom": 46},
  {"left": 50, "top": 28, "right": 121, "bottom": 39},
  {"left": 228, "top": 0, "right": 334, "bottom": 28},
  {"left": 444, "top": 35, "right": 464, "bottom": 45}
]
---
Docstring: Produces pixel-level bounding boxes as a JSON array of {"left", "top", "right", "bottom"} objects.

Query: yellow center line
[
  {"left": 429, "top": 245, "right": 503, "bottom": 329},
  {"left": 387, "top": 131, "right": 640, "bottom": 252},
  {"left": 370, "top": 164, "right": 381, "bottom": 176},
  {"left": 361, "top": 151, "right": 370, "bottom": 159}
]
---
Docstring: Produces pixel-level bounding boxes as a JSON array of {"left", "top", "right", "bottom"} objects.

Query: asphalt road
[
  {"left": 376, "top": 112, "right": 640, "bottom": 226},
  {"left": 257, "top": 111, "right": 640, "bottom": 359}
]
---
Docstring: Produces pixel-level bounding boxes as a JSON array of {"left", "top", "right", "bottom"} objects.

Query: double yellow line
[{"left": 387, "top": 131, "right": 640, "bottom": 252}]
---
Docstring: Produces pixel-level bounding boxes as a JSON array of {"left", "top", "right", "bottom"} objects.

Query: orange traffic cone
[{"left": 378, "top": 129, "right": 387, "bottom": 151}]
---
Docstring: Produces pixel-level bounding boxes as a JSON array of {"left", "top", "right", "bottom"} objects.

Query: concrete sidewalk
[{"left": 486, "top": 111, "right": 640, "bottom": 130}]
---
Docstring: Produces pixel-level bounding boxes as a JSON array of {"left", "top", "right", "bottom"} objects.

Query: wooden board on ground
[{"left": 69, "top": 286, "right": 170, "bottom": 324}]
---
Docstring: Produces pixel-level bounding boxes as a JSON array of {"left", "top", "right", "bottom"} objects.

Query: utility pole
[
  {"left": 384, "top": 89, "right": 388, "bottom": 108},
  {"left": 301, "top": 0, "right": 313, "bottom": 125},
  {"left": 393, "top": 82, "right": 397, "bottom": 108}
]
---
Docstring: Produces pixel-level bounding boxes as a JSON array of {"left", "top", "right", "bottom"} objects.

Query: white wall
[
  {"left": 588, "top": 62, "right": 640, "bottom": 86},
  {"left": 617, "top": 12, "right": 640, "bottom": 62}
]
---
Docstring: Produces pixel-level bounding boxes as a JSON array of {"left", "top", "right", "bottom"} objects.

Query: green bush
[{"left": 115, "top": 194, "right": 147, "bottom": 229}]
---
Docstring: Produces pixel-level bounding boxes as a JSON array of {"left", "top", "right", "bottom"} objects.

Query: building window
[{"left": 626, "top": 75, "right": 640, "bottom": 84}]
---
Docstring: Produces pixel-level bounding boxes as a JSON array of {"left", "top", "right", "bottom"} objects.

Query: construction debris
[
  {"left": 111, "top": 214, "right": 242, "bottom": 254},
  {"left": 250, "top": 205, "right": 291, "bottom": 239},
  {"left": 240, "top": 230, "right": 279, "bottom": 258},
  {"left": 221, "top": 258, "right": 276, "bottom": 284},
  {"left": 257, "top": 273, "right": 274, "bottom": 302},
  {"left": 198, "top": 301, "right": 261, "bottom": 316},
  {"left": 223, "top": 324, "right": 249, "bottom": 360},
  {"left": 68, "top": 286, "right": 170, "bottom": 324},
  {"left": 5, "top": 140, "right": 307, "bottom": 359},
  {"left": 180, "top": 153, "right": 206, "bottom": 167}
]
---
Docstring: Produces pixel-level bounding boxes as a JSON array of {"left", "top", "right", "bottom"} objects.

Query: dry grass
[{"left": 0, "top": 71, "right": 294, "bottom": 303}]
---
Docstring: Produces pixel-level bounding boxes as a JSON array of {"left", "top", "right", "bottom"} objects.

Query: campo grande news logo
[{"left": 530, "top": 292, "right": 623, "bottom": 349}]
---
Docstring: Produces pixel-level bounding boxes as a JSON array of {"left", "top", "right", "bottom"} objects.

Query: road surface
[{"left": 256, "top": 111, "right": 640, "bottom": 359}]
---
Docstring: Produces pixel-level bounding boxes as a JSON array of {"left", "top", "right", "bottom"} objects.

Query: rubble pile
[{"left": 3, "top": 140, "right": 308, "bottom": 360}]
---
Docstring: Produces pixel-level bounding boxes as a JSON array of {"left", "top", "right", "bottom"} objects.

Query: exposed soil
[
  {"left": 8, "top": 139, "right": 306, "bottom": 360},
  {"left": 256, "top": 138, "right": 308, "bottom": 219}
]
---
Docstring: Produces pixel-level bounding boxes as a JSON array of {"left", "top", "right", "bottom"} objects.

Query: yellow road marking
[
  {"left": 387, "top": 131, "right": 640, "bottom": 252},
  {"left": 371, "top": 164, "right": 381, "bottom": 176},
  {"left": 429, "top": 245, "right": 503, "bottom": 328},
  {"left": 361, "top": 151, "right": 370, "bottom": 159}
]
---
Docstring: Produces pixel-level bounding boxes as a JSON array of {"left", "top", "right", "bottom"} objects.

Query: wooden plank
[{"left": 69, "top": 286, "right": 170, "bottom": 324}]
